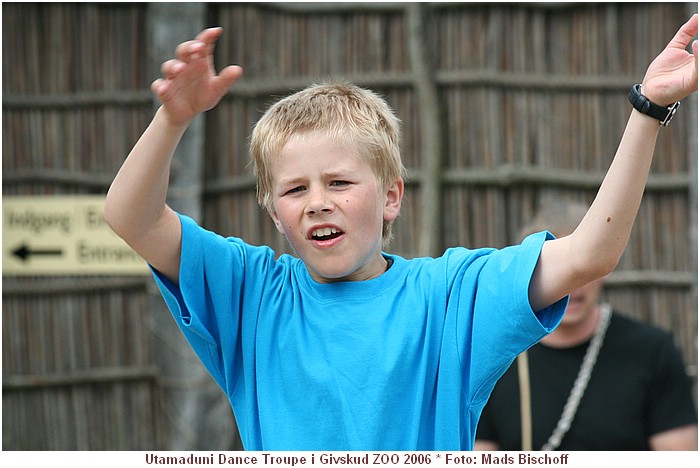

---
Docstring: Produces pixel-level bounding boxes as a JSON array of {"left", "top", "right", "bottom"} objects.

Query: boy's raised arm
[
  {"left": 529, "top": 14, "right": 698, "bottom": 312},
  {"left": 104, "top": 28, "right": 242, "bottom": 283}
]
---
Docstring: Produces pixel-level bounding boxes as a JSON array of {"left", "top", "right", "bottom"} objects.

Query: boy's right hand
[{"left": 151, "top": 27, "right": 243, "bottom": 126}]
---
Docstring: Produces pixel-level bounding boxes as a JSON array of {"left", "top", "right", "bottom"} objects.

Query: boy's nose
[{"left": 306, "top": 188, "right": 333, "bottom": 215}]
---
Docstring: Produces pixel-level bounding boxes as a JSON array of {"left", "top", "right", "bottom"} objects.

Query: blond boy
[{"left": 105, "top": 17, "right": 698, "bottom": 450}]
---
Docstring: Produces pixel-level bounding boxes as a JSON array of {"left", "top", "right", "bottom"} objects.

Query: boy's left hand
[{"left": 641, "top": 14, "right": 698, "bottom": 106}]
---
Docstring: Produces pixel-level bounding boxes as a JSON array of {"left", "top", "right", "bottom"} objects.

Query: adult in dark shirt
[{"left": 475, "top": 202, "right": 698, "bottom": 451}]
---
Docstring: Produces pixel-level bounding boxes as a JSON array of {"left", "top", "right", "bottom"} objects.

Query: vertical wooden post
[
  {"left": 149, "top": 2, "right": 205, "bottom": 221},
  {"left": 146, "top": 3, "right": 239, "bottom": 451},
  {"left": 407, "top": 4, "right": 444, "bottom": 257}
]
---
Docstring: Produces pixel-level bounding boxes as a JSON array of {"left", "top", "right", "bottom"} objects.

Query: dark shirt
[{"left": 476, "top": 312, "right": 697, "bottom": 450}]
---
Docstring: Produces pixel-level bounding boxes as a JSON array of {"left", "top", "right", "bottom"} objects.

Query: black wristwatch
[{"left": 628, "top": 84, "right": 680, "bottom": 127}]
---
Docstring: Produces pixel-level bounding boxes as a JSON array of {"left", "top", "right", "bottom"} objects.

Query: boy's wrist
[
  {"left": 628, "top": 84, "right": 680, "bottom": 127},
  {"left": 156, "top": 106, "right": 194, "bottom": 131}
]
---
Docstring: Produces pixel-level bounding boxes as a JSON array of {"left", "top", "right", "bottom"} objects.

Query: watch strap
[{"left": 628, "top": 84, "right": 680, "bottom": 127}]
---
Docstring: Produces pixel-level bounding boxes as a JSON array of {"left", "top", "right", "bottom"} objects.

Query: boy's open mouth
[{"left": 310, "top": 226, "right": 343, "bottom": 241}]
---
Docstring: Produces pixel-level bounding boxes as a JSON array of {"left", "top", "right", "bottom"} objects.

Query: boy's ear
[
  {"left": 267, "top": 208, "right": 286, "bottom": 235},
  {"left": 383, "top": 178, "right": 404, "bottom": 222}
]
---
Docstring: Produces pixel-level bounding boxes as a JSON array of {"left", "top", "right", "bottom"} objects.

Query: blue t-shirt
[{"left": 152, "top": 214, "right": 566, "bottom": 450}]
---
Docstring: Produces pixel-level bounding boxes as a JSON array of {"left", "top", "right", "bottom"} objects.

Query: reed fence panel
[
  {"left": 3, "top": 2, "right": 696, "bottom": 451},
  {"left": 2, "top": 2, "right": 162, "bottom": 450}
]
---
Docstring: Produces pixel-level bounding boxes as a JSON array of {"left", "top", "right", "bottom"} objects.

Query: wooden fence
[{"left": 2, "top": 2, "right": 696, "bottom": 450}]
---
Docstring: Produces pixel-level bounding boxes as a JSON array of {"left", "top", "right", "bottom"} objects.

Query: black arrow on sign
[{"left": 12, "top": 243, "right": 63, "bottom": 262}]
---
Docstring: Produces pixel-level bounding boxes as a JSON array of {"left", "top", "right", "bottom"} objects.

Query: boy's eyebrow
[
  {"left": 276, "top": 169, "right": 357, "bottom": 186},
  {"left": 275, "top": 175, "right": 305, "bottom": 186},
  {"left": 322, "top": 169, "right": 356, "bottom": 179}
]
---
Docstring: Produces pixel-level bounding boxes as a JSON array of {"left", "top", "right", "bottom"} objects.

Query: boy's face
[{"left": 267, "top": 131, "right": 403, "bottom": 283}]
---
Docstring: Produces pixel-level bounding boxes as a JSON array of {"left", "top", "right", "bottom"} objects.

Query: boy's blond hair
[{"left": 250, "top": 81, "right": 406, "bottom": 244}]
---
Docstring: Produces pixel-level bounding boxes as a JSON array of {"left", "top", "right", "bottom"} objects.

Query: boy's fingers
[
  {"left": 165, "top": 28, "right": 224, "bottom": 69},
  {"left": 221, "top": 65, "right": 243, "bottom": 80},
  {"left": 216, "top": 65, "right": 244, "bottom": 92},
  {"left": 160, "top": 59, "right": 183, "bottom": 79},
  {"left": 195, "top": 27, "right": 223, "bottom": 43},
  {"left": 668, "top": 14, "right": 698, "bottom": 50},
  {"left": 175, "top": 40, "right": 206, "bottom": 62},
  {"left": 151, "top": 78, "right": 162, "bottom": 92},
  {"left": 151, "top": 78, "right": 169, "bottom": 98},
  {"left": 195, "top": 27, "right": 225, "bottom": 57}
]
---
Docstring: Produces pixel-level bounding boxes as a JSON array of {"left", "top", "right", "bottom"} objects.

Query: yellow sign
[{"left": 3, "top": 195, "right": 149, "bottom": 275}]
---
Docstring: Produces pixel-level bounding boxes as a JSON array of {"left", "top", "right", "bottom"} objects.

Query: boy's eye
[
  {"left": 330, "top": 180, "right": 350, "bottom": 187},
  {"left": 285, "top": 186, "right": 305, "bottom": 195}
]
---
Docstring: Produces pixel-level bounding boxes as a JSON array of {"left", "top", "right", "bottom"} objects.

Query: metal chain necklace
[{"left": 541, "top": 303, "right": 612, "bottom": 451}]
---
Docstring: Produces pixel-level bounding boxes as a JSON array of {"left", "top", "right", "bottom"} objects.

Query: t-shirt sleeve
[
  {"left": 150, "top": 213, "right": 275, "bottom": 395},
  {"left": 464, "top": 231, "right": 567, "bottom": 404},
  {"left": 474, "top": 231, "right": 567, "bottom": 354}
]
